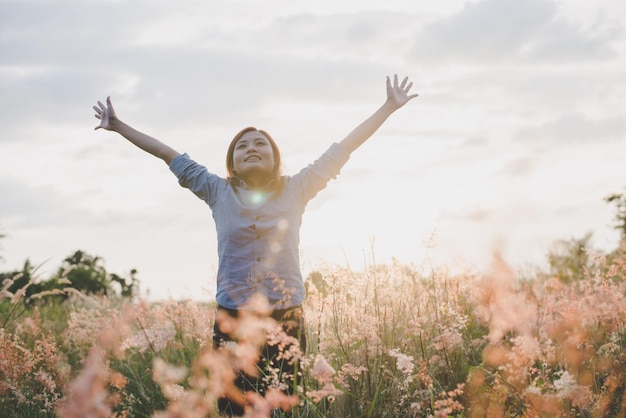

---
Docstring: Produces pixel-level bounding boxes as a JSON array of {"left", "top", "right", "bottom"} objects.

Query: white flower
[
  {"left": 389, "top": 348, "right": 415, "bottom": 375},
  {"left": 554, "top": 371, "right": 577, "bottom": 397}
]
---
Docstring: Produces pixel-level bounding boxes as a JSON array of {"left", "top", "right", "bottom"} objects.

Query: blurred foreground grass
[{"left": 1, "top": 251, "right": 626, "bottom": 417}]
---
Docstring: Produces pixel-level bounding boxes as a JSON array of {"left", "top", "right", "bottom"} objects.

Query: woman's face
[{"left": 232, "top": 130, "right": 276, "bottom": 185}]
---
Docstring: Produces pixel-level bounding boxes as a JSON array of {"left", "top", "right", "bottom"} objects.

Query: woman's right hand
[{"left": 93, "top": 96, "right": 117, "bottom": 131}]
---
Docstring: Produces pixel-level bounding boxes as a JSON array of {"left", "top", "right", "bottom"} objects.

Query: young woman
[{"left": 93, "top": 74, "right": 417, "bottom": 415}]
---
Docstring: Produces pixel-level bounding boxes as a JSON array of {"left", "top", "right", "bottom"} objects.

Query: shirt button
[
  {"left": 256, "top": 235, "right": 261, "bottom": 240},
  {"left": 256, "top": 257, "right": 262, "bottom": 262},
  {"left": 255, "top": 216, "right": 260, "bottom": 221},
  {"left": 250, "top": 224, "right": 256, "bottom": 230}
]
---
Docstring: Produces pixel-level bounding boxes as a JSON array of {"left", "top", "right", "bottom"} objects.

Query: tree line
[
  {"left": 2, "top": 190, "right": 626, "bottom": 305},
  {"left": 0, "top": 249, "right": 139, "bottom": 305}
]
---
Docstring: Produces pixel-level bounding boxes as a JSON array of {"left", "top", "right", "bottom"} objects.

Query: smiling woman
[
  {"left": 92, "top": 74, "right": 417, "bottom": 416},
  {"left": 227, "top": 127, "right": 282, "bottom": 190}
]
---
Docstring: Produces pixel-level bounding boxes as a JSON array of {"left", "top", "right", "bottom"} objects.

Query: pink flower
[
  {"left": 305, "top": 383, "right": 343, "bottom": 403},
  {"left": 310, "top": 355, "right": 335, "bottom": 383}
]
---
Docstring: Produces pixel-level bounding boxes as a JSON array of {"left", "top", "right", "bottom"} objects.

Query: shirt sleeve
[
  {"left": 292, "top": 142, "right": 350, "bottom": 203},
  {"left": 169, "top": 153, "right": 220, "bottom": 205}
]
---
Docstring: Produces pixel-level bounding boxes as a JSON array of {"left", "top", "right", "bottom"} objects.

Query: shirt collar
[{"left": 230, "top": 176, "right": 278, "bottom": 192}]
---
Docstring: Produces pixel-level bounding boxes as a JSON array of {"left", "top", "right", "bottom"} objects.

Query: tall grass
[{"left": 1, "top": 252, "right": 625, "bottom": 417}]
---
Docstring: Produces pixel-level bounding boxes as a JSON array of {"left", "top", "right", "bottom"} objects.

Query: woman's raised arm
[
  {"left": 339, "top": 74, "right": 418, "bottom": 155},
  {"left": 93, "top": 97, "right": 180, "bottom": 165}
]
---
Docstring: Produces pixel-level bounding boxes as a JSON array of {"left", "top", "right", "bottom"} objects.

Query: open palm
[
  {"left": 93, "top": 96, "right": 117, "bottom": 130},
  {"left": 386, "top": 74, "right": 418, "bottom": 110}
]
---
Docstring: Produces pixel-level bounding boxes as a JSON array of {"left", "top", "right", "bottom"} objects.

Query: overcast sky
[{"left": 1, "top": 0, "right": 625, "bottom": 300}]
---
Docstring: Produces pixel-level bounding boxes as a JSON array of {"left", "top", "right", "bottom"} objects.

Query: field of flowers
[{"left": 1, "top": 249, "right": 626, "bottom": 417}]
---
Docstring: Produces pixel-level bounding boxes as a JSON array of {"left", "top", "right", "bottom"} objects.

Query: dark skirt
[{"left": 212, "top": 304, "right": 307, "bottom": 416}]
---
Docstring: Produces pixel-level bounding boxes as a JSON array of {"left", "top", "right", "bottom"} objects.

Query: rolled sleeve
[
  {"left": 169, "top": 153, "right": 217, "bottom": 204},
  {"left": 326, "top": 142, "right": 351, "bottom": 175},
  {"left": 292, "top": 142, "right": 350, "bottom": 202}
]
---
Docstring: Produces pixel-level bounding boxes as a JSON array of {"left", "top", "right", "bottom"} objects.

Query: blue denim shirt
[{"left": 169, "top": 143, "right": 350, "bottom": 309}]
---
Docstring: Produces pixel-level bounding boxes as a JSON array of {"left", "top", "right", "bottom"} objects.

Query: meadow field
[{"left": 1, "top": 247, "right": 626, "bottom": 417}]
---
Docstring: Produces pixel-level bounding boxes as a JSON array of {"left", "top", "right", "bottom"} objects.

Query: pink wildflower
[
  {"left": 305, "top": 383, "right": 343, "bottom": 403},
  {"left": 310, "top": 355, "right": 335, "bottom": 383}
]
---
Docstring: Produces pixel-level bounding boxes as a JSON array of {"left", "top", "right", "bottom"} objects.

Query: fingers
[
  {"left": 404, "top": 81, "right": 418, "bottom": 99},
  {"left": 387, "top": 74, "right": 419, "bottom": 104},
  {"left": 93, "top": 98, "right": 108, "bottom": 129},
  {"left": 93, "top": 97, "right": 112, "bottom": 119},
  {"left": 93, "top": 102, "right": 104, "bottom": 119},
  {"left": 92, "top": 96, "right": 117, "bottom": 130},
  {"left": 389, "top": 74, "right": 414, "bottom": 92},
  {"left": 93, "top": 97, "right": 112, "bottom": 114}
]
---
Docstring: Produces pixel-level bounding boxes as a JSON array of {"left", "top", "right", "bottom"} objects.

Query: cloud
[
  {"left": 255, "top": 11, "right": 417, "bottom": 61},
  {"left": 459, "top": 136, "right": 489, "bottom": 148},
  {"left": 514, "top": 112, "right": 626, "bottom": 144},
  {"left": 500, "top": 157, "right": 535, "bottom": 177},
  {"left": 409, "top": 0, "right": 621, "bottom": 65},
  {"left": 0, "top": 175, "right": 164, "bottom": 231},
  {"left": 438, "top": 207, "right": 492, "bottom": 223},
  {"left": 0, "top": 177, "right": 95, "bottom": 228},
  {"left": 1, "top": 1, "right": 428, "bottom": 150}
]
